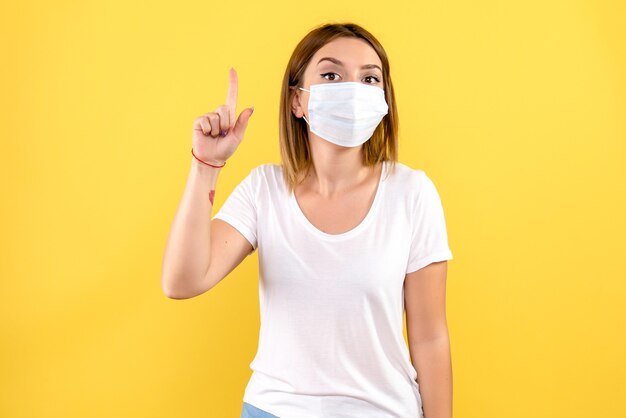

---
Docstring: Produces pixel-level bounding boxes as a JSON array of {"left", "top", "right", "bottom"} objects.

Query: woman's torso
[{"left": 240, "top": 160, "right": 425, "bottom": 417}]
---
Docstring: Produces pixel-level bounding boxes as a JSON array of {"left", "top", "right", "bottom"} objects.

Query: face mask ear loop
[{"left": 297, "top": 87, "right": 311, "bottom": 126}]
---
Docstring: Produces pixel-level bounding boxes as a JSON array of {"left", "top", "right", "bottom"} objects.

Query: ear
[{"left": 291, "top": 89, "right": 304, "bottom": 118}]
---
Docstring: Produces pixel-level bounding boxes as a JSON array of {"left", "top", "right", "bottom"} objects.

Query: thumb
[{"left": 232, "top": 106, "right": 254, "bottom": 139}]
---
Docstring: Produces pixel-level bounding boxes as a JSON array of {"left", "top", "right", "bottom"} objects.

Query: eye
[
  {"left": 320, "top": 72, "right": 341, "bottom": 81},
  {"left": 364, "top": 75, "right": 381, "bottom": 84}
]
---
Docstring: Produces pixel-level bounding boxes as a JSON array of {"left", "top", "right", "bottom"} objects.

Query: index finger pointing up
[{"left": 226, "top": 67, "right": 238, "bottom": 126}]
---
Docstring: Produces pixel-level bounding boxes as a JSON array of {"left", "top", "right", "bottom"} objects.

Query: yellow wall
[{"left": 1, "top": 1, "right": 624, "bottom": 417}]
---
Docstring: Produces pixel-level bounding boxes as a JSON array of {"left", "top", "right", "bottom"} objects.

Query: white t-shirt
[{"left": 212, "top": 160, "right": 453, "bottom": 418}]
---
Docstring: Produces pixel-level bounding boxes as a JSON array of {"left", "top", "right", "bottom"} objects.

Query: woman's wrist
[
  {"left": 191, "top": 156, "right": 223, "bottom": 179},
  {"left": 190, "top": 148, "right": 226, "bottom": 168}
]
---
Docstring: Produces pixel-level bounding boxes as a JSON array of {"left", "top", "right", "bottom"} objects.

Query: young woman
[{"left": 162, "top": 22, "right": 454, "bottom": 418}]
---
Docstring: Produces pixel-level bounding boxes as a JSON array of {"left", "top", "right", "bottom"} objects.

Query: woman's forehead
[{"left": 311, "top": 38, "right": 382, "bottom": 68}]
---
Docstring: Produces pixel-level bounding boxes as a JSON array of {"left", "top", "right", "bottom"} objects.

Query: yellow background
[{"left": 1, "top": 0, "right": 624, "bottom": 417}]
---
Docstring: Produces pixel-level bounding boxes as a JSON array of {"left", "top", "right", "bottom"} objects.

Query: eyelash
[{"left": 320, "top": 72, "right": 381, "bottom": 84}]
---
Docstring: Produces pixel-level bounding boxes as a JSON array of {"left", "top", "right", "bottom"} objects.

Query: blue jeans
[{"left": 240, "top": 401, "right": 280, "bottom": 418}]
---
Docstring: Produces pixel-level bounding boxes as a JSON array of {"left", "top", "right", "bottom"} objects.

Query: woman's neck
[{"left": 303, "top": 135, "right": 375, "bottom": 197}]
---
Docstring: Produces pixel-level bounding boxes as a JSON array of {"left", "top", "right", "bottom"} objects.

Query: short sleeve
[
  {"left": 211, "top": 167, "right": 258, "bottom": 250},
  {"left": 405, "top": 171, "right": 453, "bottom": 274}
]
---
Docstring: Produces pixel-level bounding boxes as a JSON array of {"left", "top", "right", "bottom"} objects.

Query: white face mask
[{"left": 298, "top": 82, "right": 389, "bottom": 147}]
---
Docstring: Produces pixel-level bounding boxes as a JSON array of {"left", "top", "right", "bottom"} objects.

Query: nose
[{"left": 345, "top": 71, "right": 361, "bottom": 83}]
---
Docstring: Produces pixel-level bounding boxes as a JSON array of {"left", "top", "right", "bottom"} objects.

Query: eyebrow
[{"left": 317, "top": 57, "right": 382, "bottom": 72}]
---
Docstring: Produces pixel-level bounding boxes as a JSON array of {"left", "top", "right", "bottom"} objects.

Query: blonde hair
[{"left": 278, "top": 22, "right": 399, "bottom": 195}]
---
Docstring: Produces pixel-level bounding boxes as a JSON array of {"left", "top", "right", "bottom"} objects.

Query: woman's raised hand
[{"left": 192, "top": 68, "right": 254, "bottom": 166}]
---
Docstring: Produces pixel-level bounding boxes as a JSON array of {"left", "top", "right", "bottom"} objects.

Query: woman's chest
[
  {"left": 292, "top": 187, "right": 378, "bottom": 236},
  {"left": 256, "top": 205, "right": 412, "bottom": 296}
]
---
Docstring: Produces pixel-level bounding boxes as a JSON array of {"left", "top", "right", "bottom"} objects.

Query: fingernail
[
  {"left": 220, "top": 129, "right": 227, "bottom": 137},
  {"left": 250, "top": 106, "right": 255, "bottom": 114}
]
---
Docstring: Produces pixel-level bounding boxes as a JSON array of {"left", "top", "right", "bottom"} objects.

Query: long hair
[{"left": 278, "top": 22, "right": 399, "bottom": 195}]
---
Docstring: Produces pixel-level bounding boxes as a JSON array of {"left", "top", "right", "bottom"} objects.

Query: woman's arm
[
  {"left": 161, "top": 67, "right": 256, "bottom": 299},
  {"left": 161, "top": 158, "right": 253, "bottom": 299},
  {"left": 404, "top": 260, "right": 453, "bottom": 418}
]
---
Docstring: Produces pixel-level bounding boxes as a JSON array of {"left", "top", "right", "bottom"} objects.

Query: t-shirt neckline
[{"left": 288, "top": 160, "right": 387, "bottom": 241}]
